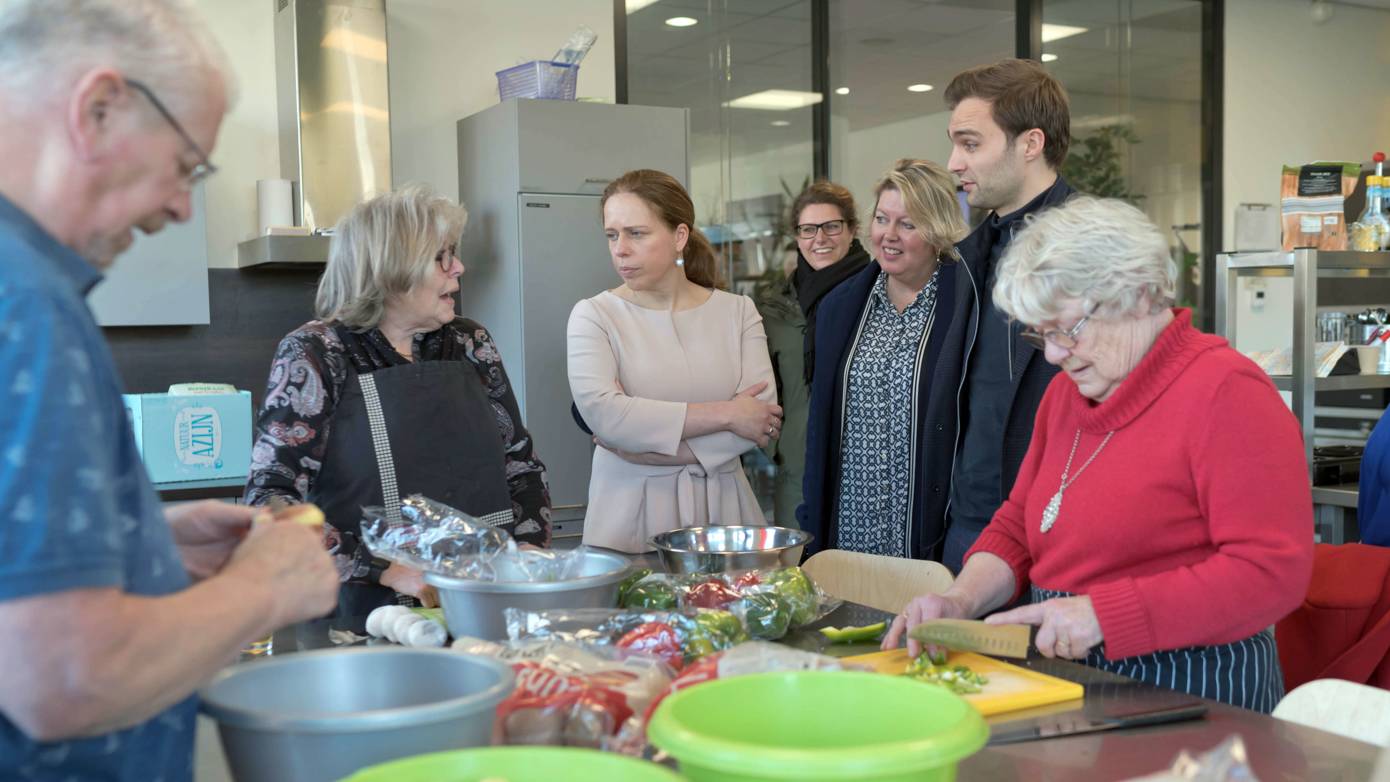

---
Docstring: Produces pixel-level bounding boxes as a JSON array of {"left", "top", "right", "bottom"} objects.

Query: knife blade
[
  {"left": 987, "top": 699, "right": 1208, "bottom": 745},
  {"left": 907, "top": 619, "right": 1032, "bottom": 659}
]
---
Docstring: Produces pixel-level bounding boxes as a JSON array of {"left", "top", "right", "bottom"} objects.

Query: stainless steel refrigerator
[{"left": 456, "top": 99, "right": 690, "bottom": 537}]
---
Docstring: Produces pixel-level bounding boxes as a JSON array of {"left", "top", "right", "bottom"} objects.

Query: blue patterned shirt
[
  {"left": 0, "top": 195, "right": 196, "bottom": 781},
  {"left": 835, "top": 269, "right": 941, "bottom": 557}
]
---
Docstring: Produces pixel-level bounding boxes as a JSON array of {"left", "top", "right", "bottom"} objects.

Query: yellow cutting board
[{"left": 844, "top": 648, "right": 1084, "bottom": 716}]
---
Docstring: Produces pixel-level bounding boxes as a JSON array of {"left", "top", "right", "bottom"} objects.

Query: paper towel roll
[{"left": 257, "top": 179, "right": 293, "bottom": 236}]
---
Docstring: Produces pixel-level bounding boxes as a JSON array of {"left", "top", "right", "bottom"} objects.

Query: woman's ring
[{"left": 767, "top": 425, "right": 775, "bottom": 436}]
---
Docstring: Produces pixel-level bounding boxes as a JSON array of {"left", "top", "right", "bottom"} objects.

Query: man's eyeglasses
[
  {"left": 794, "top": 219, "right": 846, "bottom": 240},
  {"left": 1021, "top": 312, "right": 1092, "bottom": 350},
  {"left": 125, "top": 78, "right": 217, "bottom": 190}
]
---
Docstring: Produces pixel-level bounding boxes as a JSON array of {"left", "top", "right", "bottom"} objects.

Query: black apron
[{"left": 311, "top": 356, "right": 513, "bottom": 617}]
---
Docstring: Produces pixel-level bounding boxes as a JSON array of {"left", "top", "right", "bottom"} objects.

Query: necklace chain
[{"left": 1041, "top": 429, "right": 1115, "bottom": 533}]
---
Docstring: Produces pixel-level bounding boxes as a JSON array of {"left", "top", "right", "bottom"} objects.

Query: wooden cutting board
[{"left": 844, "top": 648, "right": 1084, "bottom": 716}]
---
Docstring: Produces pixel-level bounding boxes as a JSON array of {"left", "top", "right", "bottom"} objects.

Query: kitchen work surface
[
  {"left": 226, "top": 602, "right": 1384, "bottom": 782},
  {"left": 843, "top": 647, "right": 1084, "bottom": 716}
]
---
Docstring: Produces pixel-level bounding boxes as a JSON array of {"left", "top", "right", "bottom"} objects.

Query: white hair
[
  {"left": 0, "top": 0, "right": 237, "bottom": 116},
  {"left": 992, "top": 196, "right": 1177, "bottom": 326}
]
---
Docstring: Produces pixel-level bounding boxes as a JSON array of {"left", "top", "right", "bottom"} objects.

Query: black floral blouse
[{"left": 244, "top": 318, "right": 552, "bottom": 583}]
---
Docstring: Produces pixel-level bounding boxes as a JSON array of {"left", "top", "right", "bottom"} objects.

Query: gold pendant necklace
[{"left": 1040, "top": 429, "right": 1115, "bottom": 533}]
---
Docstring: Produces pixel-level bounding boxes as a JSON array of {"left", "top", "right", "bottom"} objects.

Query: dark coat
[
  {"left": 919, "top": 177, "right": 1076, "bottom": 563},
  {"left": 798, "top": 259, "right": 957, "bottom": 556}
]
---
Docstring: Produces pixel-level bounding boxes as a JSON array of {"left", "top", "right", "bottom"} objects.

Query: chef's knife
[
  {"left": 987, "top": 696, "right": 1208, "bottom": 745},
  {"left": 908, "top": 619, "right": 1032, "bottom": 659}
]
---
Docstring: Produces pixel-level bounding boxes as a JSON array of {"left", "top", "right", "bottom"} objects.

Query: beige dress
[{"left": 567, "top": 289, "right": 776, "bottom": 552}]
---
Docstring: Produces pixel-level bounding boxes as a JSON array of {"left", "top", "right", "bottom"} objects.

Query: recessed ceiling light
[
  {"left": 1041, "top": 23, "right": 1087, "bottom": 42},
  {"left": 724, "top": 89, "right": 824, "bottom": 110},
  {"left": 835, "top": 87, "right": 850, "bottom": 95},
  {"left": 770, "top": 120, "right": 791, "bottom": 127},
  {"left": 907, "top": 83, "right": 933, "bottom": 93},
  {"left": 625, "top": 0, "right": 659, "bottom": 12},
  {"left": 665, "top": 16, "right": 699, "bottom": 27},
  {"left": 1040, "top": 53, "right": 1059, "bottom": 62}
]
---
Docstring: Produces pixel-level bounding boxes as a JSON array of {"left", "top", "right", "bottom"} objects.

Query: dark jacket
[
  {"left": 916, "top": 177, "right": 1075, "bottom": 562},
  {"left": 798, "top": 260, "right": 958, "bottom": 556}
]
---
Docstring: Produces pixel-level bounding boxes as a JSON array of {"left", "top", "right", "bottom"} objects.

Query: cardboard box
[{"left": 122, "top": 391, "right": 252, "bottom": 484}]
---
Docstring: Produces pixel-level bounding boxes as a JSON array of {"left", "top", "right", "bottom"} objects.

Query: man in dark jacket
[{"left": 915, "top": 59, "right": 1076, "bottom": 573}]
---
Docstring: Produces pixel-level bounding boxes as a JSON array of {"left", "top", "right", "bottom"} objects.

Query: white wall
[
  {"left": 194, "top": 0, "right": 280, "bottom": 269},
  {"left": 1223, "top": 0, "right": 1390, "bottom": 251},
  {"left": 191, "top": 0, "right": 615, "bottom": 269},
  {"left": 387, "top": 0, "right": 616, "bottom": 198}
]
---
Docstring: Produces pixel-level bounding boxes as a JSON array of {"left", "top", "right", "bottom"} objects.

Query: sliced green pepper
[{"left": 818, "top": 621, "right": 887, "bottom": 644}]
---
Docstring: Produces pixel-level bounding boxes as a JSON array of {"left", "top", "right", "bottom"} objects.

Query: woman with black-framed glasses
[
  {"left": 884, "top": 196, "right": 1312, "bottom": 713},
  {"left": 799, "top": 160, "right": 968, "bottom": 560},
  {"left": 752, "top": 180, "right": 870, "bottom": 529}
]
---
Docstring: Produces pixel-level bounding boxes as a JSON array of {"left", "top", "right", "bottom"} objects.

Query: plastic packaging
[
  {"left": 551, "top": 24, "right": 597, "bottom": 65},
  {"left": 1123, "top": 735, "right": 1260, "bottom": 781},
  {"left": 504, "top": 607, "right": 748, "bottom": 671},
  {"left": 619, "top": 565, "right": 841, "bottom": 641},
  {"left": 451, "top": 637, "right": 673, "bottom": 748},
  {"left": 360, "top": 494, "right": 593, "bottom": 582}
]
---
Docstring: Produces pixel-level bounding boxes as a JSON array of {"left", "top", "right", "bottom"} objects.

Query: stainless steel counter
[{"left": 253, "top": 602, "right": 1382, "bottom": 781}]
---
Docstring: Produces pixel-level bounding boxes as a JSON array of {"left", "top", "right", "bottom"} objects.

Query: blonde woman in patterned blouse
[
  {"left": 245, "top": 184, "right": 551, "bottom": 616},
  {"left": 800, "top": 159, "right": 969, "bottom": 560}
]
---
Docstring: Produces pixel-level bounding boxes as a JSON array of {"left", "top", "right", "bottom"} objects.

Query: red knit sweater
[{"left": 967, "top": 309, "right": 1314, "bottom": 660}]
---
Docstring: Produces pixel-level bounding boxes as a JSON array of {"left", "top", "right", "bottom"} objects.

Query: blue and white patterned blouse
[{"left": 835, "top": 269, "right": 942, "bottom": 557}]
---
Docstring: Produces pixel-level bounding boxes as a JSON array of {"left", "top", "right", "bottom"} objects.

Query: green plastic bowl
[
  {"left": 647, "top": 670, "right": 988, "bottom": 782},
  {"left": 340, "top": 746, "right": 685, "bottom": 781}
]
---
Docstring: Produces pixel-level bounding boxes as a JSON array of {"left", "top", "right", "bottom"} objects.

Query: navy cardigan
[{"left": 797, "top": 260, "right": 957, "bottom": 557}]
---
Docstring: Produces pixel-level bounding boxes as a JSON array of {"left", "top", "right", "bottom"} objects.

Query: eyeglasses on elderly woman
[{"left": 1020, "top": 310, "right": 1093, "bottom": 350}]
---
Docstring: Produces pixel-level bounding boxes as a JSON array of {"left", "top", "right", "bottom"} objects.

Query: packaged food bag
[{"left": 1281, "top": 162, "right": 1359, "bottom": 251}]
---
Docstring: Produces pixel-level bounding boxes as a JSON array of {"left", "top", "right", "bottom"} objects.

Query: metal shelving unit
[{"left": 1217, "top": 249, "right": 1390, "bottom": 543}]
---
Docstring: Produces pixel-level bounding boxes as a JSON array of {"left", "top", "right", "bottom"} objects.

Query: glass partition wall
[{"left": 620, "top": 0, "right": 1214, "bottom": 524}]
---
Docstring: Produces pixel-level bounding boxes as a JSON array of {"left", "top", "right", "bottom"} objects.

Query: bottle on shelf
[{"left": 1351, "top": 153, "right": 1390, "bottom": 251}]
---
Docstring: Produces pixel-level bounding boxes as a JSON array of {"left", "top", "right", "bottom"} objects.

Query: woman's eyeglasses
[
  {"left": 1020, "top": 313, "right": 1092, "bottom": 350},
  {"left": 436, "top": 244, "right": 459, "bottom": 273},
  {"left": 794, "top": 219, "right": 846, "bottom": 240}
]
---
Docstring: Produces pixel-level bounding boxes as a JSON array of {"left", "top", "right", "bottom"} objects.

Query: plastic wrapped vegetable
[
  {"left": 504, "top": 607, "right": 745, "bottom": 670},
  {"left": 623, "top": 575, "right": 680, "bottom": 611},
  {"left": 739, "top": 591, "right": 792, "bottom": 641},
  {"left": 764, "top": 566, "right": 820, "bottom": 626}
]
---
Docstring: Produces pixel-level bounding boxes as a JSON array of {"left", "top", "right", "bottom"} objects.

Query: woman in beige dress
[{"left": 567, "top": 169, "right": 783, "bottom": 553}]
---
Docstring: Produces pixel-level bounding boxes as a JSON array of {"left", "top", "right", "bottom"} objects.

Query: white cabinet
[{"left": 88, "top": 186, "right": 210, "bottom": 326}]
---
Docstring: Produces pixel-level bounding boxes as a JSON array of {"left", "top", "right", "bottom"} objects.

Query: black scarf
[{"left": 792, "top": 238, "right": 871, "bottom": 383}]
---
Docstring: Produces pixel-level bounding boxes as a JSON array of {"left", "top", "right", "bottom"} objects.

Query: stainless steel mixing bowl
[
  {"left": 649, "top": 525, "right": 812, "bottom": 575},
  {"left": 424, "top": 548, "right": 630, "bottom": 640}
]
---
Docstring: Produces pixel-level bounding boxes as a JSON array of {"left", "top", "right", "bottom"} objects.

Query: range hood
[{"left": 238, "top": 0, "right": 392, "bottom": 266}]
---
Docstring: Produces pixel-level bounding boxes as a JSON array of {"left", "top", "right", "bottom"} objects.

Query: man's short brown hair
[{"left": 945, "top": 59, "right": 1070, "bottom": 169}]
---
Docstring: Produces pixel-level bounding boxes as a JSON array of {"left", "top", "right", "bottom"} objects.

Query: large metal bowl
[
  {"left": 424, "top": 548, "right": 631, "bottom": 640},
  {"left": 200, "top": 647, "right": 514, "bottom": 782},
  {"left": 650, "top": 525, "right": 813, "bottom": 575}
]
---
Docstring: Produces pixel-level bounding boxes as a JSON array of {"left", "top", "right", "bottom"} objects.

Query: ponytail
[{"left": 681, "top": 226, "right": 723, "bottom": 289}]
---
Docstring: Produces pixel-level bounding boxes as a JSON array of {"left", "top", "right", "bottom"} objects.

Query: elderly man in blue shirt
[{"left": 0, "top": 2, "right": 339, "bottom": 780}]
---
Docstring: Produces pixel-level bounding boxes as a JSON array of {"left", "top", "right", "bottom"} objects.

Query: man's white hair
[
  {"left": 0, "top": 0, "right": 237, "bottom": 116},
  {"left": 993, "top": 195, "right": 1177, "bottom": 326}
]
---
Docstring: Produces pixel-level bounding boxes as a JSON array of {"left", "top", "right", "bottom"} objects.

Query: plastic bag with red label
[
  {"left": 451, "top": 637, "right": 673, "bottom": 748},
  {"left": 504, "top": 607, "right": 748, "bottom": 671},
  {"left": 605, "top": 641, "right": 867, "bottom": 756}
]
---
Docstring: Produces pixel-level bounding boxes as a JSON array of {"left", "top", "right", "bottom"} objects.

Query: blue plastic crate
[{"left": 496, "top": 60, "right": 579, "bottom": 101}]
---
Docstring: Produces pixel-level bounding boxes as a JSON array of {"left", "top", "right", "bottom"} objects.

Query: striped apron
[{"left": 1032, "top": 586, "right": 1284, "bottom": 713}]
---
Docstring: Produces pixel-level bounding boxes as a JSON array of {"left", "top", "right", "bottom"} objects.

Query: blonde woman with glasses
[
  {"left": 800, "top": 159, "right": 968, "bottom": 560},
  {"left": 246, "top": 184, "right": 552, "bottom": 615},
  {"left": 884, "top": 196, "right": 1312, "bottom": 713}
]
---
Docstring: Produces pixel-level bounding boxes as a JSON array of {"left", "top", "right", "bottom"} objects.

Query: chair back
[
  {"left": 1277, "top": 543, "right": 1390, "bottom": 692},
  {"left": 1274, "top": 678, "right": 1390, "bottom": 747},
  {"left": 801, "top": 549, "right": 953, "bottom": 615}
]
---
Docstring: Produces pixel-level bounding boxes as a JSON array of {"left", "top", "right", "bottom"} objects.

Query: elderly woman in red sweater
[{"left": 883, "top": 196, "right": 1313, "bottom": 712}]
